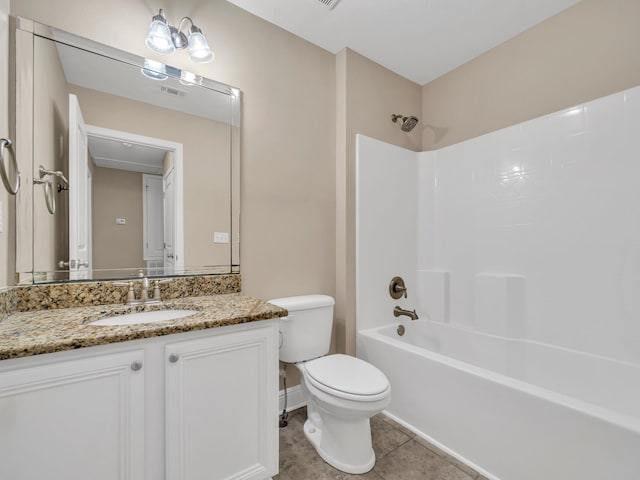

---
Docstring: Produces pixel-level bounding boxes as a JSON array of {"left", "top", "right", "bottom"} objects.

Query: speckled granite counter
[
  {"left": 0, "top": 288, "right": 17, "bottom": 321},
  {"left": 0, "top": 293, "right": 287, "bottom": 360},
  {"left": 15, "top": 274, "right": 242, "bottom": 312}
]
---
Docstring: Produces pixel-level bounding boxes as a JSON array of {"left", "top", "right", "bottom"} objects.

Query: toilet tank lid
[{"left": 268, "top": 294, "right": 335, "bottom": 311}]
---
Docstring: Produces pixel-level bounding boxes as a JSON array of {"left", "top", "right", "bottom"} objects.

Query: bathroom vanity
[{"left": 0, "top": 290, "right": 285, "bottom": 480}]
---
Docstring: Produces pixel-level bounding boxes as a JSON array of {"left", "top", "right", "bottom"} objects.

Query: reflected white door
[
  {"left": 69, "top": 94, "right": 91, "bottom": 279},
  {"left": 143, "top": 174, "right": 164, "bottom": 262},
  {"left": 163, "top": 167, "right": 176, "bottom": 272}
]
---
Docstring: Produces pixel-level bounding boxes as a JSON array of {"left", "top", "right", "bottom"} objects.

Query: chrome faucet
[
  {"left": 114, "top": 277, "right": 171, "bottom": 306},
  {"left": 140, "top": 276, "right": 150, "bottom": 302},
  {"left": 393, "top": 306, "right": 419, "bottom": 320}
]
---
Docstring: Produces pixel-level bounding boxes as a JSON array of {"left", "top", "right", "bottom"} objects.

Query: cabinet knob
[
  {"left": 168, "top": 353, "right": 179, "bottom": 363},
  {"left": 130, "top": 360, "right": 143, "bottom": 371}
]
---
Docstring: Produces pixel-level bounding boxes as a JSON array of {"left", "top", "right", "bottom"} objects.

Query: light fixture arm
[
  {"left": 176, "top": 16, "right": 194, "bottom": 34},
  {"left": 168, "top": 16, "right": 197, "bottom": 50},
  {"left": 153, "top": 8, "right": 168, "bottom": 24}
]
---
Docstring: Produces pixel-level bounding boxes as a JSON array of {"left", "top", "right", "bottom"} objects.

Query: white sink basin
[{"left": 89, "top": 309, "right": 198, "bottom": 326}]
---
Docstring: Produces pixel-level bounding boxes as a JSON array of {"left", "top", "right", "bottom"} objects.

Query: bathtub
[{"left": 357, "top": 320, "right": 640, "bottom": 480}]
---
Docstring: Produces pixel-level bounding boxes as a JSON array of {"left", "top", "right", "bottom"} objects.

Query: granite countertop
[{"left": 0, "top": 293, "right": 287, "bottom": 361}]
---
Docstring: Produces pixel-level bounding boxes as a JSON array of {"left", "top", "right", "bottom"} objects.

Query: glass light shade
[
  {"left": 179, "top": 70, "right": 202, "bottom": 86},
  {"left": 188, "top": 31, "right": 214, "bottom": 63},
  {"left": 146, "top": 19, "right": 175, "bottom": 54},
  {"left": 141, "top": 59, "right": 168, "bottom": 81}
]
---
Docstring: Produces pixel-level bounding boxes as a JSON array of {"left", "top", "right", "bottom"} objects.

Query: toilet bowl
[
  {"left": 297, "top": 354, "right": 391, "bottom": 473},
  {"left": 269, "top": 295, "right": 391, "bottom": 474}
]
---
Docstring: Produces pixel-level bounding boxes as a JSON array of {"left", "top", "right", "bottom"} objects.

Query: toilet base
[{"left": 303, "top": 419, "right": 375, "bottom": 474}]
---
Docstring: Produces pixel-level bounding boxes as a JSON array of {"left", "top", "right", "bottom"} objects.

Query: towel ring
[
  {"left": 34, "top": 177, "right": 55, "bottom": 214},
  {"left": 43, "top": 178, "right": 55, "bottom": 214},
  {"left": 0, "top": 138, "right": 20, "bottom": 195}
]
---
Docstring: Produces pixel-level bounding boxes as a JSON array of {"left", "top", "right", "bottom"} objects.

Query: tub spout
[{"left": 393, "top": 306, "right": 419, "bottom": 320}]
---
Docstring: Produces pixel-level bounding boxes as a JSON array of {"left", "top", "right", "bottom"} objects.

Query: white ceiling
[
  {"left": 55, "top": 40, "right": 233, "bottom": 125},
  {"left": 88, "top": 136, "right": 167, "bottom": 175},
  {"left": 225, "top": 0, "right": 581, "bottom": 85}
]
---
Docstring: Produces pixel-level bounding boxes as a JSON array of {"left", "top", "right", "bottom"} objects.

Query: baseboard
[{"left": 279, "top": 385, "right": 306, "bottom": 413}]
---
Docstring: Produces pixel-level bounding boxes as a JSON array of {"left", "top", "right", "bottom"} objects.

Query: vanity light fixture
[
  {"left": 145, "top": 8, "right": 214, "bottom": 63},
  {"left": 141, "top": 58, "right": 198, "bottom": 86},
  {"left": 179, "top": 70, "right": 203, "bottom": 86},
  {"left": 141, "top": 58, "right": 168, "bottom": 80}
]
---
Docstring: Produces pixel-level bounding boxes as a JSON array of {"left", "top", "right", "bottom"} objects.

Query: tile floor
[{"left": 276, "top": 408, "right": 489, "bottom": 480}]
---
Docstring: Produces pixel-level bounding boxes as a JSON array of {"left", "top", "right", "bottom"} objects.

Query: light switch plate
[
  {"left": 213, "top": 232, "right": 229, "bottom": 243},
  {"left": 116, "top": 218, "right": 126, "bottom": 225}
]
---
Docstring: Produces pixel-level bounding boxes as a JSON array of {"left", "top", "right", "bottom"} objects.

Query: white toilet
[{"left": 269, "top": 294, "right": 391, "bottom": 474}]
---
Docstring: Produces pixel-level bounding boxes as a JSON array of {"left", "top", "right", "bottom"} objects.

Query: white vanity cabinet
[
  {"left": 0, "top": 320, "right": 279, "bottom": 480},
  {"left": 165, "top": 325, "right": 279, "bottom": 480},
  {"left": 0, "top": 349, "right": 146, "bottom": 480}
]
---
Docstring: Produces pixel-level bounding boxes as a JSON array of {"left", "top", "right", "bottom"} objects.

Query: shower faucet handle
[{"left": 389, "top": 276, "right": 408, "bottom": 299}]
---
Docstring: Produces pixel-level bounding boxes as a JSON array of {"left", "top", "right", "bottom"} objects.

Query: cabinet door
[
  {"left": 166, "top": 325, "right": 278, "bottom": 480},
  {"left": 0, "top": 350, "right": 145, "bottom": 480}
]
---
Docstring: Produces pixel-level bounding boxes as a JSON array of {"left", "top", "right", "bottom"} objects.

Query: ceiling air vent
[
  {"left": 160, "top": 85, "right": 187, "bottom": 97},
  {"left": 317, "top": 0, "right": 341, "bottom": 10}
]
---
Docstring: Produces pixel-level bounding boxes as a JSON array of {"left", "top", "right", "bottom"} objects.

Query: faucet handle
[
  {"left": 113, "top": 281, "right": 136, "bottom": 304},
  {"left": 389, "top": 276, "right": 408, "bottom": 299},
  {"left": 151, "top": 279, "right": 172, "bottom": 301}
]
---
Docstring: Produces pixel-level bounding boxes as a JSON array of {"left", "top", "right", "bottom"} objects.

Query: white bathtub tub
[{"left": 357, "top": 320, "right": 640, "bottom": 480}]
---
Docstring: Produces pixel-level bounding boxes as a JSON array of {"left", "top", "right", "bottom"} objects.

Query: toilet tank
[{"left": 268, "top": 295, "right": 335, "bottom": 364}]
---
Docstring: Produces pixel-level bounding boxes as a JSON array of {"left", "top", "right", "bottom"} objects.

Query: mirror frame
[{"left": 14, "top": 18, "right": 241, "bottom": 284}]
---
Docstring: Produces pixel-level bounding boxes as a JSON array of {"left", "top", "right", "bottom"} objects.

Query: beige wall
[
  {"left": 69, "top": 85, "right": 231, "bottom": 269},
  {"left": 335, "top": 49, "right": 422, "bottom": 354},
  {"left": 422, "top": 0, "right": 640, "bottom": 150},
  {"left": 92, "top": 166, "right": 145, "bottom": 270},
  {"left": 10, "top": 0, "right": 336, "bottom": 303},
  {"left": 32, "top": 34, "right": 69, "bottom": 275}
]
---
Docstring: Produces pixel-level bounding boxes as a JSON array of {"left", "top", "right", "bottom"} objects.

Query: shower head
[
  {"left": 401, "top": 116, "right": 419, "bottom": 132},
  {"left": 391, "top": 114, "right": 419, "bottom": 132}
]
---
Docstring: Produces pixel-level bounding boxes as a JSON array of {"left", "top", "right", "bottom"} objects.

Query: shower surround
[{"left": 355, "top": 86, "right": 640, "bottom": 479}]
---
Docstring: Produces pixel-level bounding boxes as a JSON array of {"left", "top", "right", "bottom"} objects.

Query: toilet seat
[{"left": 301, "top": 354, "right": 390, "bottom": 402}]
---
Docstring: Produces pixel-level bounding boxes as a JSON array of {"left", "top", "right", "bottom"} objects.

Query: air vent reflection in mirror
[{"left": 160, "top": 85, "right": 187, "bottom": 97}]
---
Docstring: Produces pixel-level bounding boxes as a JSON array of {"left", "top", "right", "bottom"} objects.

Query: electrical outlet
[{"left": 213, "top": 232, "right": 229, "bottom": 244}]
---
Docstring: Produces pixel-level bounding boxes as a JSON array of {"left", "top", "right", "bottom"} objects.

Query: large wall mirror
[{"left": 14, "top": 19, "right": 240, "bottom": 283}]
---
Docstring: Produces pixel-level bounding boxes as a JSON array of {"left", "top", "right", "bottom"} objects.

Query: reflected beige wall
[
  {"left": 68, "top": 84, "right": 231, "bottom": 269},
  {"left": 92, "top": 166, "right": 144, "bottom": 270},
  {"left": 422, "top": 0, "right": 640, "bottom": 150},
  {"left": 336, "top": 49, "right": 422, "bottom": 355},
  {"left": 162, "top": 151, "right": 173, "bottom": 176},
  {"left": 32, "top": 35, "right": 69, "bottom": 275}
]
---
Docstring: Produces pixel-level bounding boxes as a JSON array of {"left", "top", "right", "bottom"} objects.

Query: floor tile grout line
[
  {"left": 281, "top": 408, "right": 482, "bottom": 479},
  {"left": 375, "top": 433, "right": 413, "bottom": 461},
  {"left": 381, "top": 418, "right": 482, "bottom": 479}
]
